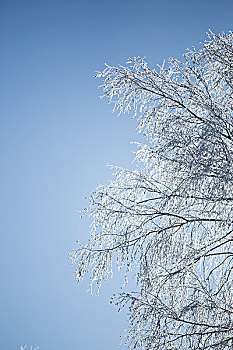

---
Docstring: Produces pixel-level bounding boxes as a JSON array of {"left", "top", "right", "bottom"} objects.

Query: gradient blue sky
[{"left": 0, "top": 1, "right": 233, "bottom": 349}]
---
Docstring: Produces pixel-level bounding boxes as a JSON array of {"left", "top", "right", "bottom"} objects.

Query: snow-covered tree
[{"left": 71, "top": 31, "right": 233, "bottom": 349}]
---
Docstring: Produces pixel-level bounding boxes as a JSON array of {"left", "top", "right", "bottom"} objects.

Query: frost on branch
[{"left": 71, "top": 31, "right": 233, "bottom": 349}]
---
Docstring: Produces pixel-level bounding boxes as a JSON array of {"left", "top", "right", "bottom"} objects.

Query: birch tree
[{"left": 71, "top": 31, "right": 233, "bottom": 349}]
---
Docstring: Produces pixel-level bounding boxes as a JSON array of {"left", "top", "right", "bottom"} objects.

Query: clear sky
[{"left": 0, "top": 1, "right": 233, "bottom": 349}]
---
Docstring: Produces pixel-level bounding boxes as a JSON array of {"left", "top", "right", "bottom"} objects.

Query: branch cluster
[{"left": 71, "top": 31, "right": 233, "bottom": 350}]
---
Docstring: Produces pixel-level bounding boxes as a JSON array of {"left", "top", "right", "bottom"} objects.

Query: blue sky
[{"left": 0, "top": 1, "right": 233, "bottom": 349}]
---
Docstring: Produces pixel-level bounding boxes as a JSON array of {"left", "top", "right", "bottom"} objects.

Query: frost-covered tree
[{"left": 71, "top": 31, "right": 233, "bottom": 349}]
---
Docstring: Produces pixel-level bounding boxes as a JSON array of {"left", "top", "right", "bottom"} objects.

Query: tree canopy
[{"left": 71, "top": 31, "right": 233, "bottom": 349}]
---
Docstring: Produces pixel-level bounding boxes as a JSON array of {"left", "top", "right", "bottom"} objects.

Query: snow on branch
[{"left": 71, "top": 31, "right": 233, "bottom": 350}]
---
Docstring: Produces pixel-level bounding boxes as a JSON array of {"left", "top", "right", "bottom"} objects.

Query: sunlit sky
[{"left": 1, "top": 1, "right": 233, "bottom": 349}]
